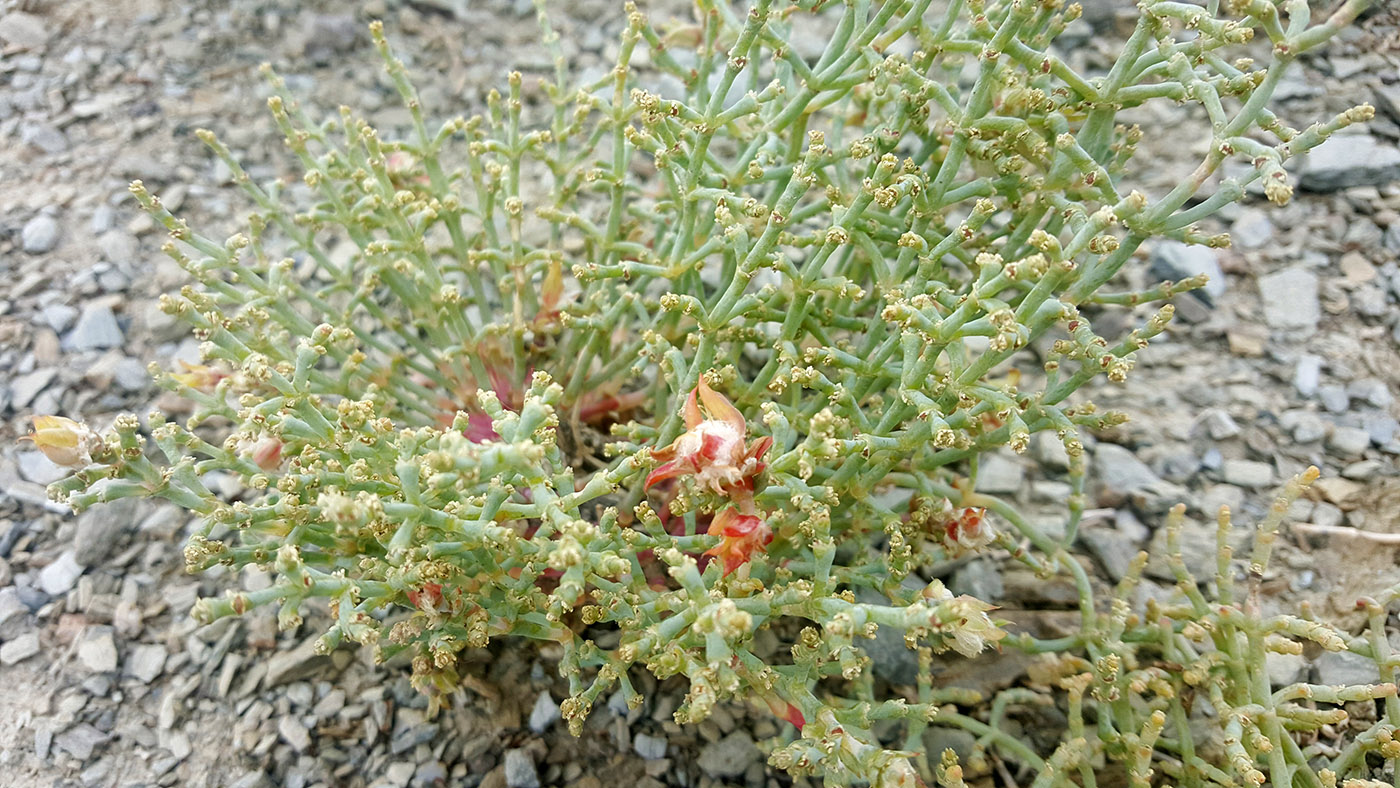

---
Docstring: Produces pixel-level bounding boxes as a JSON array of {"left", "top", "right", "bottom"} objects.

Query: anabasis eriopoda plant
[{"left": 36, "top": 0, "right": 1390, "bottom": 784}]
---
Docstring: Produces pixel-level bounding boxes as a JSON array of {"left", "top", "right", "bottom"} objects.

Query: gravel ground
[{"left": 1, "top": 1, "right": 1398, "bottom": 787}]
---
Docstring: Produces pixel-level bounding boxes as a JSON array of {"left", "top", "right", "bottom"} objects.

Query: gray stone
[
  {"left": 1364, "top": 416, "right": 1397, "bottom": 447},
  {"left": 697, "top": 731, "right": 760, "bottom": 778},
  {"left": 1353, "top": 285, "right": 1388, "bottom": 318},
  {"left": 64, "top": 303, "right": 124, "bottom": 351},
  {"left": 1280, "top": 410, "right": 1327, "bottom": 444},
  {"left": 313, "top": 689, "right": 345, "bottom": 719},
  {"left": 1375, "top": 84, "right": 1400, "bottom": 125},
  {"left": 1328, "top": 426, "right": 1372, "bottom": 458},
  {"left": 9, "top": 367, "right": 56, "bottom": 408},
  {"left": 974, "top": 452, "right": 1023, "bottom": 495},
  {"left": 1311, "top": 501, "right": 1343, "bottom": 529},
  {"left": 229, "top": 771, "right": 274, "bottom": 788},
  {"left": 1342, "top": 460, "right": 1384, "bottom": 480},
  {"left": 1198, "top": 409, "right": 1240, "bottom": 440},
  {"left": 0, "top": 631, "right": 40, "bottom": 665},
  {"left": 127, "top": 643, "right": 167, "bottom": 683},
  {"left": 858, "top": 589, "right": 920, "bottom": 685},
  {"left": 1293, "top": 354, "right": 1321, "bottom": 396},
  {"left": 1092, "top": 443, "right": 1187, "bottom": 515},
  {"left": 41, "top": 304, "right": 79, "bottom": 333},
  {"left": 74, "top": 498, "right": 137, "bottom": 566},
  {"left": 923, "top": 726, "right": 978, "bottom": 766},
  {"left": 1080, "top": 527, "right": 1140, "bottom": 582},
  {"left": 0, "top": 12, "right": 50, "bottom": 50},
  {"left": 1221, "top": 459, "right": 1274, "bottom": 489},
  {"left": 20, "top": 122, "right": 67, "bottom": 154},
  {"left": 1150, "top": 242, "right": 1225, "bottom": 302},
  {"left": 503, "top": 748, "right": 540, "bottom": 788},
  {"left": 78, "top": 628, "right": 118, "bottom": 673},
  {"left": 54, "top": 724, "right": 108, "bottom": 761},
  {"left": 277, "top": 715, "right": 312, "bottom": 753},
  {"left": 263, "top": 635, "right": 331, "bottom": 687},
  {"left": 1258, "top": 267, "right": 1319, "bottom": 331},
  {"left": 1266, "top": 653, "right": 1307, "bottom": 686},
  {"left": 0, "top": 588, "right": 25, "bottom": 627},
  {"left": 413, "top": 762, "right": 448, "bottom": 788},
  {"left": 1032, "top": 431, "right": 1072, "bottom": 471},
  {"left": 951, "top": 559, "right": 1003, "bottom": 602},
  {"left": 527, "top": 690, "right": 560, "bottom": 733},
  {"left": 304, "top": 14, "right": 361, "bottom": 58},
  {"left": 1145, "top": 515, "right": 1216, "bottom": 581},
  {"left": 1347, "top": 378, "right": 1393, "bottom": 409},
  {"left": 21, "top": 214, "right": 59, "bottom": 254},
  {"left": 633, "top": 732, "right": 668, "bottom": 760},
  {"left": 1300, "top": 135, "right": 1400, "bottom": 192},
  {"left": 1231, "top": 208, "right": 1274, "bottom": 249},
  {"left": 1315, "top": 650, "right": 1379, "bottom": 686},
  {"left": 39, "top": 551, "right": 85, "bottom": 596},
  {"left": 390, "top": 720, "right": 437, "bottom": 754},
  {"left": 18, "top": 450, "right": 65, "bottom": 485},
  {"left": 1318, "top": 384, "right": 1349, "bottom": 414}
]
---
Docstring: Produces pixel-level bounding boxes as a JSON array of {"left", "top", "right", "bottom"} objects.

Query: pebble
[
  {"left": 503, "top": 748, "right": 540, "bottom": 788},
  {"left": 1342, "top": 460, "right": 1384, "bottom": 480},
  {"left": 389, "top": 720, "right": 438, "bottom": 754},
  {"left": 0, "top": 631, "right": 41, "bottom": 665},
  {"left": 41, "top": 304, "right": 79, "bottom": 333},
  {"left": 1079, "top": 527, "right": 1139, "bottom": 582},
  {"left": 127, "top": 643, "right": 168, "bottom": 683},
  {"left": 77, "top": 629, "right": 119, "bottom": 673},
  {"left": 53, "top": 724, "right": 108, "bottom": 761},
  {"left": 9, "top": 367, "right": 56, "bottom": 409},
  {"left": 64, "top": 303, "right": 124, "bottom": 351},
  {"left": 1198, "top": 408, "right": 1240, "bottom": 440},
  {"left": 18, "top": 451, "right": 66, "bottom": 485},
  {"left": 1293, "top": 355, "right": 1322, "bottom": 397},
  {"left": 277, "top": 715, "right": 312, "bottom": 753},
  {"left": 856, "top": 587, "right": 920, "bottom": 685},
  {"left": 1300, "top": 134, "right": 1400, "bottom": 192},
  {"left": 1092, "top": 443, "right": 1186, "bottom": 514},
  {"left": 633, "top": 732, "right": 668, "bottom": 760},
  {"left": 39, "top": 550, "right": 86, "bottom": 596},
  {"left": 1280, "top": 411, "right": 1328, "bottom": 444},
  {"left": 1365, "top": 416, "right": 1397, "bottom": 447},
  {"left": 1149, "top": 241, "right": 1225, "bottom": 302},
  {"left": 1347, "top": 378, "right": 1393, "bottom": 409},
  {"left": 1266, "top": 652, "right": 1307, "bottom": 686},
  {"left": 74, "top": 498, "right": 137, "bottom": 566},
  {"left": 1327, "top": 426, "right": 1372, "bottom": 457},
  {"left": 383, "top": 762, "right": 415, "bottom": 787},
  {"left": 1231, "top": 207, "right": 1274, "bottom": 249},
  {"left": 1318, "top": 384, "right": 1349, "bottom": 414},
  {"left": 973, "top": 452, "right": 1023, "bottom": 495},
  {"left": 413, "top": 762, "right": 448, "bottom": 787},
  {"left": 1032, "top": 431, "right": 1072, "bottom": 471},
  {"left": 263, "top": 635, "right": 331, "bottom": 687},
  {"left": 1221, "top": 459, "right": 1274, "bottom": 488},
  {"left": 1257, "top": 267, "right": 1320, "bottom": 331},
  {"left": 0, "top": 588, "right": 25, "bottom": 628},
  {"left": 696, "top": 731, "right": 760, "bottom": 778},
  {"left": 21, "top": 214, "right": 60, "bottom": 254},
  {"left": 527, "top": 690, "right": 560, "bottom": 733},
  {"left": 1315, "top": 650, "right": 1379, "bottom": 685},
  {"left": 312, "top": 688, "right": 345, "bottom": 719},
  {"left": 0, "top": 11, "right": 51, "bottom": 50}
]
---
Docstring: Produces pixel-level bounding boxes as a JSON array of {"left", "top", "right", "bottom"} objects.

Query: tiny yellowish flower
[{"left": 20, "top": 415, "right": 98, "bottom": 467}]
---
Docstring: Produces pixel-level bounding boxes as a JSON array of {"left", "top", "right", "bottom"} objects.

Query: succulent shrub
[{"left": 35, "top": 0, "right": 1393, "bottom": 785}]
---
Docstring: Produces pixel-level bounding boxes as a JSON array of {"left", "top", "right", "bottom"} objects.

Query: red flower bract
[
  {"left": 645, "top": 376, "right": 772, "bottom": 495},
  {"left": 703, "top": 508, "right": 772, "bottom": 576}
]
